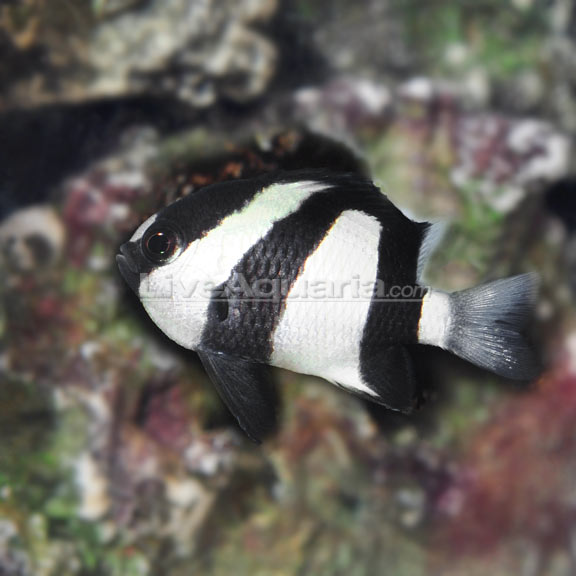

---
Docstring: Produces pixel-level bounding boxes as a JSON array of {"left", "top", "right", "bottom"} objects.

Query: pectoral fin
[{"left": 197, "top": 352, "right": 278, "bottom": 443}]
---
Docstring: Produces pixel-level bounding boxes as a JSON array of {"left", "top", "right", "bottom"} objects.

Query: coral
[
  {"left": 432, "top": 335, "right": 576, "bottom": 572},
  {"left": 0, "top": 520, "right": 31, "bottom": 576},
  {"left": 293, "top": 76, "right": 392, "bottom": 143},
  {"left": 0, "top": 206, "right": 65, "bottom": 273},
  {"left": 61, "top": 127, "right": 157, "bottom": 266},
  {"left": 88, "top": 0, "right": 278, "bottom": 107},
  {"left": 452, "top": 115, "right": 571, "bottom": 212},
  {"left": 0, "top": 0, "right": 279, "bottom": 108}
]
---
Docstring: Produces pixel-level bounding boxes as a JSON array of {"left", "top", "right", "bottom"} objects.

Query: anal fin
[
  {"left": 197, "top": 351, "right": 278, "bottom": 443},
  {"left": 360, "top": 346, "right": 419, "bottom": 413}
]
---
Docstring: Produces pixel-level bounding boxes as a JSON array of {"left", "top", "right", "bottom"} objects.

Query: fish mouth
[{"left": 116, "top": 243, "right": 141, "bottom": 294}]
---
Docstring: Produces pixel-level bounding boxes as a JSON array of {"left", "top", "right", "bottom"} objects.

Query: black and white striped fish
[{"left": 117, "top": 171, "right": 538, "bottom": 441}]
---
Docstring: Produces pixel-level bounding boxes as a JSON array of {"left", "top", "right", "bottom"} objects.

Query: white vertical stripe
[
  {"left": 175, "top": 180, "right": 330, "bottom": 286},
  {"left": 271, "top": 210, "right": 381, "bottom": 396},
  {"left": 418, "top": 289, "right": 451, "bottom": 348},
  {"left": 139, "top": 180, "right": 331, "bottom": 350}
]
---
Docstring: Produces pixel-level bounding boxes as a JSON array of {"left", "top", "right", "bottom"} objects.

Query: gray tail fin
[{"left": 447, "top": 273, "right": 539, "bottom": 380}]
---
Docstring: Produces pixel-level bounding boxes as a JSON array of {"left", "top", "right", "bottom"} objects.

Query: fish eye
[{"left": 142, "top": 224, "right": 182, "bottom": 264}]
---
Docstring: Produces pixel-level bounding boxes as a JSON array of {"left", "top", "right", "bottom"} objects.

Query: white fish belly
[{"left": 271, "top": 210, "right": 381, "bottom": 396}]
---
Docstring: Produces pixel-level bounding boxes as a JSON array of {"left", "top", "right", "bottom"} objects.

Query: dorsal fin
[{"left": 417, "top": 221, "right": 448, "bottom": 281}]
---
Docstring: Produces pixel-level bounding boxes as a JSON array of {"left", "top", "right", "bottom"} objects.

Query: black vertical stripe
[
  {"left": 200, "top": 190, "right": 341, "bottom": 361},
  {"left": 199, "top": 171, "right": 428, "bottom": 362},
  {"left": 359, "top": 220, "right": 428, "bottom": 402}
]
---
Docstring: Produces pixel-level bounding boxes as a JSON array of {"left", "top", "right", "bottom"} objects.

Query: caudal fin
[
  {"left": 419, "top": 273, "right": 540, "bottom": 380},
  {"left": 448, "top": 273, "right": 540, "bottom": 380}
]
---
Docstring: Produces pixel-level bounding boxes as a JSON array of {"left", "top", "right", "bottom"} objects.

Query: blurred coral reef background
[{"left": 1, "top": 1, "right": 576, "bottom": 575}]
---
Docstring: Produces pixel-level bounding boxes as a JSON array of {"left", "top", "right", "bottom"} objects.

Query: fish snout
[{"left": 116, "top": 242, "right": 141, "bottom": 294}]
